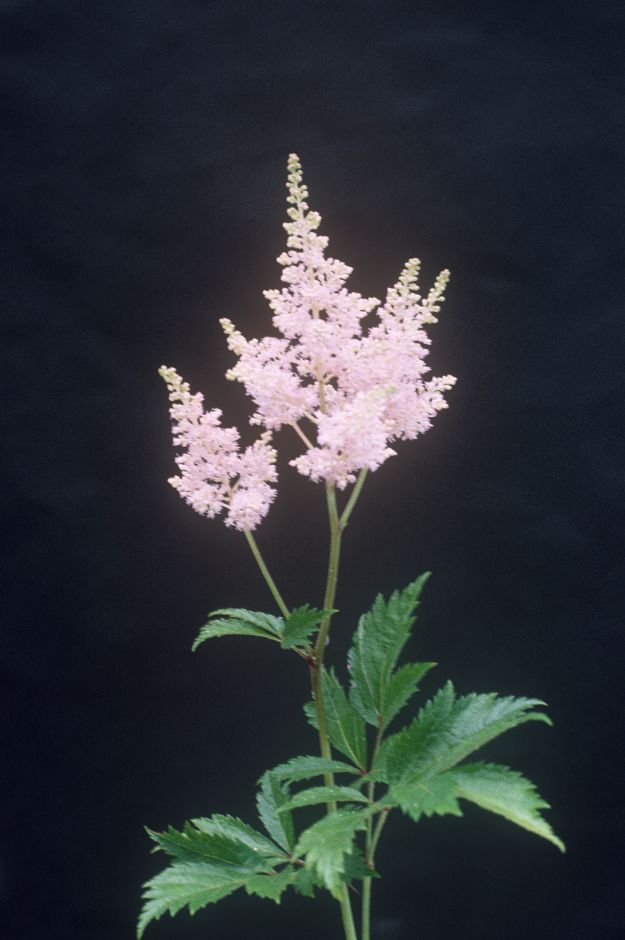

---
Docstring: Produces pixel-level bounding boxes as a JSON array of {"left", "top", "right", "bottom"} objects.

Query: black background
[{"left": 3, "top": 2, "right": 624, "bottom": 938}]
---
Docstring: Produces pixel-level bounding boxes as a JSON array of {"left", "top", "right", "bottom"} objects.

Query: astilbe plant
[{"left": 140, "top": 154, "right": 563, "bottom": 940}]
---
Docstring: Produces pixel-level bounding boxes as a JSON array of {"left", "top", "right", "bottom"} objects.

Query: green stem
[
  {"left": 314, "top": 483, "right": 342, "bottom": 664},
  {"left": 243, "top": 530, "right": 290, "bottom": 619},
  {"left": 311, "top": 482, "right": 342, "bottom": 791},
  {"left": 339, "top": 887, "right": 359, "bottom": 940},
  {"left": 340, "top": 468, "right": 368, "bottom": 529},
  {"left": 361, "top": 876, "right": 372, "bottom": 940},
  {"left": 309, "top": 482, "right": 357, "bottom": 940},
  {"left": 362, "top": 808, "right": 391, "bottom": 940},
  {"left": 362, "top": 723, "right": 384, "bottom": 940},
  {"left": 370, "top": 808, "right": 390, "bottom": 859},
  {"left": 361, "top": 784, "right": 374, "bottom": 940}
]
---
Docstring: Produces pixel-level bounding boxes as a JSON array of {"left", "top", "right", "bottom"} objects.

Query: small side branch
[
  {"left": 291, "top": 421, "right": 314, "bottom": 449},
  {"left": 339, "top": 469, "right": 368, "bottom": 530},
  {"left": 243, "top": 530, "right": 290, "bottom": 619}
]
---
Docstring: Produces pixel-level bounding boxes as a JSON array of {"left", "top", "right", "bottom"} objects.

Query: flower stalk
[
  {"left": 312, "top": 482, "right": 357, "bottom": 938},
  {"left": 244, "top": 529, "right": 290, "bottom": 619}
]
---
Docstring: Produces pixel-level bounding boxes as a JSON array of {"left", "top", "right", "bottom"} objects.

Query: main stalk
[{"left": 310, "top": 482, "right": 358, "bottom": 940}]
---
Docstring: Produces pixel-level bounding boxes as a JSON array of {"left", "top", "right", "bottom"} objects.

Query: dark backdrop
[{"left": 3, "top": 2, "right": 624, "bottom": 939}]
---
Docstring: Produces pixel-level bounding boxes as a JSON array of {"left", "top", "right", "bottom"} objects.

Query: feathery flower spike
[
  {"left": 159, "top": 366, "right": 276, "bottom": 530},
  {"left": 222, "top": 153, "right": 456, "bottom": 489}
]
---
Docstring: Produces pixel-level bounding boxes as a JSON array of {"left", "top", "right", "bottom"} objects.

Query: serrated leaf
[
  {"left": 451, "top": 762, "right": 565, "bottom": 851},
  {"left": 192, "top": 815, "right": 287, "bottom": 861},
  {"left": 295, "top": 808, "right": 368, "bottom": 897},
  {"left": 388, "top": 761, "right": 564, "bottom": 851},
  {"left": 293, "top": 866, "right": 319, "bottom": 898},
  {"left": 257, "top": 772, "right": 295, "bottom": 853},
  {"left": 390, "top": 773, "right": 463, "bottom": 821},
  {"left": 304, "top": 668, "right": 367, "bottom": 770},
  {"left": 383, "top": 661, "right": 436, "bottom": 728},
  {"left": 280, "top": 605, "right": 334, "bottom": 649},
  {"left": 138, "top": 813, "right": 296, "bottom": 936},
  {"left": 211, "top": 608, "right": 285, "bottom": 635},
  {"left": 342, "top": 847, "right": 380, "bottom": 882},
  {"left": 192, "top": 608, "right": 284, "bottom": 651},
  {"left": 138, "top": 859, "right": 257, "bottom": 937},
  {"left": 270, "top": 756, "right": 361, "bottom": 783},
  {"left": 244, "top": 866, "right": 297, "bottom": 901},
  {"left": 376, "top": 682, "right": 550, "bottom": 785},
  {"left": 280, "top": 785, "right": 369, "bottom": 812},
  {"left": 146, "top": 822, "right": 269, "bottom": 869},
  {"left": 348, "top": 574, "right": 431, "bottom": 727}
]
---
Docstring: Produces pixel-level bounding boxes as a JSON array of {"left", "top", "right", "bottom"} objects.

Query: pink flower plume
[
  {"left": 159, "top": 366, "right": 276, "bottom": 531},
  {"left": 160, "top": 154, "right": 456, "bottom": 527}
]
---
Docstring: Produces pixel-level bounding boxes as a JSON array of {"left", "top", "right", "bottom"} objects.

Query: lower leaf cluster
[
  {"left": 138, "top": 763, "right": 370, "bottom": 937},
  {"left": 140, "top": 577, "right": 563, "bottom": 937}
]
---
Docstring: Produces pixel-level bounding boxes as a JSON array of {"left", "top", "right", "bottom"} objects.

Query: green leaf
[
  {"left": 244, "top": 866, "right": 297, "bottom": 901},
  {"left": 210, "top": 608, "right": 285, "bottom": 635},
  {"left": 192, "top": 608, "right": 284, "bottom": 651},
  {"left": 383, "top": 661, "right": 436, "bottom": 729},
  {"left": 257, "top": 772, "right": 295, "bottom": 853},
  {"left": 376, "top": 682, "right": 550, "bottom": 785},
  {"left": 146, "top": 821, "right": 270, "bottom": 869},
  {"left": 295, "top": 808, "right": 368, "bottom": 897},
  {"left": 342, "top": 848, "right": 380, "bottom": 882},
  {"left": 139, "top": 816, "right": 295, "bottom": 936},
  {"left": 280, "top": 605, "right": 334, "bottom": 649},
  {"left": 270, "top": 755, "right": 361, "bottom": 783},
  {"left": 450, "top": 762, "right": 565, "bottom": 851},
  {"left": 390, "top": 773, "right": 463, "bottom": 821},
  {"left": 304, "top": 668, "right": 367, "bottom": 770},
  {"left": 280, "top": 785, "right": 369, "bottom": 812},
  {"left": 292, "top": 866, "right": 319, "bottom": 898},
  {"left": 348, "top": 574, "right": 431, "bottom": 727},
  {"left": 388, "top": 762, "right": 564, "bottom": 852},
  {"left": 138, "top": 859, "right": 258, "bottom": 937},
  {"left": 191, "top": 814, "right": 287, "bottom": 861}
]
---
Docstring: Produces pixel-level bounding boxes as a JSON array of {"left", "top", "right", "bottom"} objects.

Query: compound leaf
[
  {"left": 269, "top": 755, "right": 360, "bottom": 783},
  {"left": 348, "top": 575, "right": 431, "bottom": 727},
  {"left": 295, "top": 808, "right": 368, "bottom": 897},
  {"left": 390, "top": 772, "right": 463, "bottom": 821},
  {"left": 293, "top": 866, "right": 320, "bottom": 898},
  {"left": 280, "top": 605, "right": 334, "bottom": 649},
  {"left": 388, "top": 761, "right": 564, "bottom": 851},
  {"left": 280, "top": 785, "right": 369, "bottom": 812},
  {"left": 383, "top": 661, "right": 436, "bottom": 729},
  {"left": 146, "top": 822, "right": 268, "bottom": 869},
  {"left": 451, "top": 762, "right": 565, "bottom": 851},
  {"left": 138, "top": 815, "right": 296, "bottom": 937},
  {"left": 138, "top": 859, "right": 258, "bottom": 937},
  {"left": 376, "top": 682, "right": 550, "bottom": 784},
  {"left": 191, "top": 815, "right": 286, "bottom": 861},
  {"left": 257, "top": 772, "right": 295, "bottom": 853},
  {"left": 244, "top": 866, "right": 297, "bottom": 901},
  {"left": 304, "top": 668, "right": 367, "bottom": 771},
  {"left": 192, "top": 608, "right": 284, "bottom": 651},
  {"left": 342, "top": 847, "right": 380, "bottom": 882}
]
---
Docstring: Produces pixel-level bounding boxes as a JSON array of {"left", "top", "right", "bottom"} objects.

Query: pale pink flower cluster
[
  {"left": 159, "top": 366, "right": 276, "bottom": 531},
  {"left": 222, "top": 153, "right": 456, "bottom": 489},
  {"left": 160, "top": 154, "right": 455, "bottom": 528}
]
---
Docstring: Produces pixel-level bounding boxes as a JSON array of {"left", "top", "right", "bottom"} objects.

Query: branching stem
[
  {"left": 291, "top": 421, "right": 314, "bottom": 449},
  {"left": 243, "top": 530, "right": 290, "bottom": 619},
  {"left": 340, "top": 469, "right": 368, "bottom": 530},
  {"left": 247, "top": 460, "right": 367, "bottom": 939}
]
